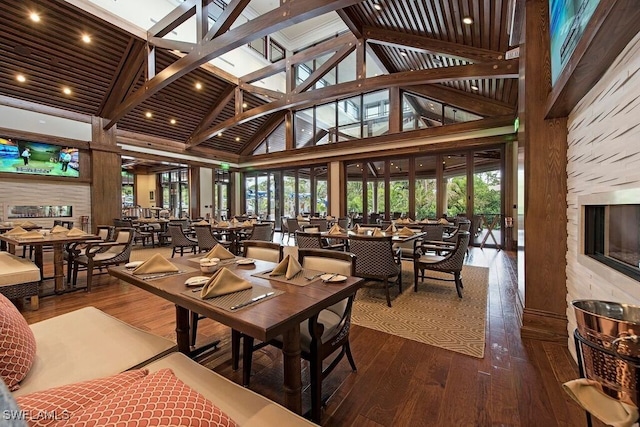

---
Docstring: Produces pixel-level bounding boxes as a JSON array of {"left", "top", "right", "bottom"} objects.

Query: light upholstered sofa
[{"left": 9, "top": 306, "right": 315, "bottom": 426}]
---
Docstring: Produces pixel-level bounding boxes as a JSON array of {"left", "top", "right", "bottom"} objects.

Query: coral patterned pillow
[
  {"left": 0, "top": 293, "right": 36, "bottom": 391},
  {"left": 56, "top": 368, "right": 237, "bottom": 427},
  {"left": 16, "top": 369, "right": 149, "bottom": 426}
]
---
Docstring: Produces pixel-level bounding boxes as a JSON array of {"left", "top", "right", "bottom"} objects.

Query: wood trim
[
  {"left": 239, "top": 112, "right": 286, "bottom": 156},
  {"left": 205, "top": 0, "right": 251, "bottom": 41},
  {"left": 147, "top": 0, "right": 198, "bottom": 38},
  {"left": 404, "top": 84, "right": 515, "bottom": 117},
  {"left": 0, "top": 95, "right": 92, "bottom": 123},
  {"left": 187, "top": 86, "right": 235, "bottom": 142},
  {"left": 363, "top": 26, "right": 504, "bottom": 63},
  {"left": 239, "top": 83, "right": 284, "bottom": 100},
  {"left": 545, "top": 0, "right": 640, "bottom": 118},
  {"left": 295, "top": 44, "right": 357, "bottom": 93},
  {"left": 99, "top": 39, "right": 146, "bottom": 118},
  {"left": 336, "top": 8, "right": 362, "bottom": 39},
  {"left": 189, "top": 60, "right": 519, "bottom": 146},
  {"left": 0, "top": 127, "right": 89, "bottom": 149},
  {"left": 521, "top": 308, "right": 568, "bottom": 343},
  {"left": 149, "top": 37, "right": 196, "bottom": 53},
  {"left": 105, "top": 0, "right": 365, "bottom": 129}
]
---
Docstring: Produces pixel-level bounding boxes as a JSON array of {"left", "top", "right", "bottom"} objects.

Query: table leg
[
  {"left": 175, "top": 305, "right": 191, "bottom": 354},
  {"left": 282, "top": 326, "right": 302, "bottom": 415},
  {"left": 33, "top": 246, "right": 44, "bottom": 284},
  {"left": 52, "top": 243, "right": 65, "bottom": 293},
  {"left": 7, "top": 243, "right": 16, "bottom": 255}
]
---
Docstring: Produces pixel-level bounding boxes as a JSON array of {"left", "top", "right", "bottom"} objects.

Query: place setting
[
  {"left": 123, "top": 253, "right": 196, "bottom": 280},
  {"left": 181, "top": 266, "right": 283, "bottom": 312},
  {"left": 252, "top": 254, "right": 344, "bottom": 286}
]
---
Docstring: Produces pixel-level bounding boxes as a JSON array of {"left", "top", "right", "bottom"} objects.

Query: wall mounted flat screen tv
[
  {"left": 0, "top": 137, "right": 79, "bottom": 178},
  {"left": 549, "top": 0, "right": 600, "bottom": 85}
]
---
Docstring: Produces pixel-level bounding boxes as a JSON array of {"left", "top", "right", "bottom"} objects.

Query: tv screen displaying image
[{"left": 0, "top": 137, "right": 79, "bottom": 178}]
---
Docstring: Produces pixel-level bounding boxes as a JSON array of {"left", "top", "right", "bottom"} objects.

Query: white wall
[
  {"left": 565, "top": 32, "right": 640, "bottom": 355},
  {"left": 135, "top": 174, "right": 156, "bottom": 208},
  {"left": 199, "top": 167, "right": 213, "bottom": 219}
]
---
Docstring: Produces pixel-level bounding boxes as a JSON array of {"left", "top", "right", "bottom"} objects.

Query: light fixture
[
  {"left": 195, "top": 82, "right": 202, "bottom": 90},
  {"left": 62, "top": 87, "right": 72, "bottom": 95},
  {"left": 390, "top": 162, "right": 394, "bottom": 165},
  {"left": 463, "top": 16, "right": 473, "bottom": 25},
  {"left": 400, "top": 51, "right": 408, "bottom": 57},
  {"left": 29, "top": 12, "right": 40, "bottom": 23},
  {"left": 218, "top": 132, "right": 223, "bottom": 137},
  {"left": 16, "top": 74, "right": 26, "bottom": 83},
  {"left": 373, "top": 3, "right": 382, "bottom": 10},
  {"left": 419, "top": 164, "right": 423, "bottom": 167},
  {"left": 235, "top": 136, "right": 240, "bottom": 142},
  {"left": 145, "top": 111, "right": 152, "bottom": 118},
  {"left": 170, "top": 118, "right": 176, "bottom": 124},
  {"left": 242, "top": 102, "right": 247, "bottom": 108},
  {"left": 471, "top": 85, "right": 479, "bottom": 91},
  {"left": 81, "top": 34, "right": 91, "bottom": 44}
]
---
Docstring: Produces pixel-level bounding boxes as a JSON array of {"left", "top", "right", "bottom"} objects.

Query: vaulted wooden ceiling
[{"left": 0, "top": 0, "right": 519, "bottom": 162}]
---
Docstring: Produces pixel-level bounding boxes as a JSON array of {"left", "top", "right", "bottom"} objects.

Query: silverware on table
[
  {"left": 230, "top": 292, "right": 275, "bottom": 310},
  {"left": 322, "top": 273, "right": 338, "bottom": 282}
]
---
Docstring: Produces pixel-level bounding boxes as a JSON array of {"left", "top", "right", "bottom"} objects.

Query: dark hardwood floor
[{"left": 16, "top": 239, "right": 597, "bottom": 426}]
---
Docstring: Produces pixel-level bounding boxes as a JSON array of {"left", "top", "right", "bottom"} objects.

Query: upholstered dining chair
[
  {"left": 286, "top": 218, "right": 301, "bottom": 243},
  {"left": 348, "top": 234, "right": 402, "bottom": 307},
  {"left": 65, "top": 225, "right": 114, "bottom": 283},
  {"left": 71, "top": 227, "right": 134, "bottom": 292},
  {"left": 234, "top": 248, "right": 357, "bottom": 423},
  {"left": 413, "top": 231, "right": 470, "bottom": 298},
  {"left": 167, "top": 223, "right": 197, "bottom": 257},
  {"left": 193, "top": 224, "right": 231, "bottom": 253}
]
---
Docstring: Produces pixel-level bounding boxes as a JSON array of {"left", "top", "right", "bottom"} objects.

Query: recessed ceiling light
[
  {"left": 195, "top": 82, "right": 202, "bottom": 90},
  {"left": 16, "top": 74, "right": 26, "bottom": 83},
  {"left": 400, "top": 51, "right": 408, "bottom": 57},
  {"left": 373, "top": 3, "right": 382, "bottom": 10},
  {"left": 81, "top": 34, "right": 91, "bottom": 44},
  {"left": 242, "top": 102, "right": 247, "bottom": 108},
  {"left": 145, "top": 111, "right": 152, "bottom": 118},
  {"left": 390, "top": 162, "right": 394, "bottom": 165},
  {"left": 419, "top": 164, "right": 423, "bottom": 167},
  {"left": 218, "top": 132, "right": 223, "bottom": 137},
  {"left": 471, "top": 85, "right": 479, "bottom": 91},
  {"left": 235, "top": 137, "right": 240, "bottom": 142},
  {"left": 170, "top": 118, "right": 176, "bottom": 124},
  {"left": 29, "top": 12, "right": 40, "bottom": 23},
  {"left": 62, "top": 87, "right": 72, "bottom": 95},
  {"left": 463, "top": 16, "right": 473, "bottom": 25}
]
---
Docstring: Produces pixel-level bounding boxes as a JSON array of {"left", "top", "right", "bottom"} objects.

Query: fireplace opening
[{"left": 584, "top": 204, "right": 640, "bottom": 281}]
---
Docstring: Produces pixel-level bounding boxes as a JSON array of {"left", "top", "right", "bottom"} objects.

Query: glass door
[
  {"left": 443, "top": 154, "right": 467, "bottom": 218},
  {"left": 415, "top": 156, "right": 437, "bottom": 220},
  {"left": 472, "top": 149, "right": 502, "bottom": 247}
]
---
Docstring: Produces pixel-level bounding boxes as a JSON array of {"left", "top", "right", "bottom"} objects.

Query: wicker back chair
[
  {"left": 422, "top": 223, "right": 444, "bottom": 240},
  {"left": 71, "top": 227, "right": 134, "bottom": 292},
  {"left": 194, "top": 224, "right": 230, "bottom": 252},
  {"left": 248, "top": 222, "right": 273, "bottom": 242},
  {"left": 285, "top": 218, "right": 301, "bottom": 243},
  {"left": 295, "top": 230, "right": 324, "bottom": 249},
  {"left": 167, "top": 223, "right": 197, "bottom": 257},
  {"left": 309, "top": 218, "right": 328, "bottom": 232},
  {"left": 413, "top": 231, "right": 470, "bottom": 298},
  {"left": 348, "top": 234, "right": 402, "bottom": 307},
  {"left": 337, "top": 217, "right": 349, "bottom": 230},
  {"left": 234, "top": 248, "right": 357, "bottom": 423}
]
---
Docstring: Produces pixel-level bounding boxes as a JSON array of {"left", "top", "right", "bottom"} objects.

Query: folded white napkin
[
  {"left": 270, "top": 254, "right": 302, "bottom": 280},
  {"left": 200, "top": 267, "right": 251, "bottom": 299},
  {"left": 563, "top": 379, "right": 639, "bottom": 427},
  {"left": 133, "top": 254, "right": 179, "bottom": 275},
  {"left": 205, "top": 244, "right": 235, "bottom": 260}
]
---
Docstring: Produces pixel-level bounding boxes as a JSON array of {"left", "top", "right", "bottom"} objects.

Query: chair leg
[
  {"left": 242, "top": 336, "right": 254, "bottom": 387},
  {"left": 86, "top": 261, "right": 94, "bottom": 292},
  {"left": 72, "top": 260, "right": 79, "bottom": 287},
  {"left": 190, "top": 311, "right": 199, "bottom": 347},
  {"left": 231, "top": 330, "right": 241, "bottom": 371},
  {"left": 384, "top": 278, "right": 392, "bottom": 307},
  {"left": 454, "top": 271, "right": 463, "bottom": 298},
  {"left": 30, "top": 295, "right": 39, "bottom": 310},
  {"left": 345, "top": 342, "right": 357, "bottom": 372},
  {"left": 310, "top": 353, "right": 323, "bottom": 423},
  {"left": 171, "top": 248, "right": 176, "bottom": 258},
  {"left": 414, "top": 263, "right": 419, "bottom": 292}
]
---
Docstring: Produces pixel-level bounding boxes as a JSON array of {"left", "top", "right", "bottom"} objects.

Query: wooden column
[
  {"left": 189, "top": 167, "right": 200, "bottom": 219},
  {"left": 90, "top": 117, "right": 121, "bottom": 232},
  {"left": 519, "top": 0, "right": 568, "bottom": 342}
]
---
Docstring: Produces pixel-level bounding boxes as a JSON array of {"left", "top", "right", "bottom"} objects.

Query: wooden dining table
[
  {"left": 0, "top": 231, "right": 98, "bottom": 293},
  {"left": 108, "top": 256, "right": 364, "bottom": 416},
  {"left": 0, "top": 224, "right": 42, "bottom": 251},
  {"left": 321, "top": 229, "right": 426, "bottom": 243},
  {"left": 210, "top": 223, "right": 253, "bottom": 254}
]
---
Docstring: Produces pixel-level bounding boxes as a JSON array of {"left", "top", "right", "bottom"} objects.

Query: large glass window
[
  {"left": 298, "top": 168, "right": 311, "bottom": 215},
  {"left": 363, "top": 90, "right": 389, "bottom": 137},
  {"left": 316, "top": 102, "right": 336, "bottom": 145},
  {"left": 283, "top": 171, "right": 296, "bottom": 217},
  {"left": 338, "top": 96, "right": 361, "bottom": 141},
  {"left": 415, "top": 156, "right": 437, "bottom": 220},
  {"left": 389, "top": 159, "right": 409, "bottom": 218},
  {"left": 473, "top": 149, "right": 502, "bottom": 246},
  {"left": 314, "top": 167, "right": 328, "bottom": 216},
  {"left": 294, "top": 108, "right": 314, "bottom": 148},
  {"left": 122, "top": 170, "right": 134, "bottom": 207},
  {"left": 160, "top": 168, "right": 190, "bottom": 218},
  {"left": 215, "top": 169, "right": 229, "bottom": 221},
  {"left": 346, "top": 163, "right": 364, "bottom": 217},
  {"left": 443, "top": 154, "right": 467, "bottom": 217}
]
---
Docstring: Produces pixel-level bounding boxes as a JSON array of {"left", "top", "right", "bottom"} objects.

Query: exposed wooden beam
[
  {"left": 336, "top": 8, "right": 362, "bottom": 38},
  {"left": 235, "top": 87, "right": 243, "bottom": 115},
  {"left": 148, "top": 0, "right": 198, "bottom": 38},
  {"left": 404, "top": 84, "right": 515, "bottom": 117},
  {"left": 99, "top": 39, "right": 146, "bottom": 118},
  {"left": 106, "top": 0, "right": 365, "bottom": 130},
  {"left": 240, "top": 33, "right": 357, "bottom": 84},
  {"left": 239, "top": 83, "right": 284, "bottom": 100},
  {"left": 188, "top": 86, "right": 235, "bottom": 142},
  {"left": 149, "top": 37, "right": 196, "bottom": 53},
  {"left": 295, "top": 43, "right": 356, "bottom": 93},
  {"left": 239, "top": 111, "right": 287, "bottom": 156},
  {"left": 369, "top": 43, "right": 395, "bottom": 73},
  {"left": 195, "top": 0, "right": 209, "bottom": 41},
  {"left": 363, "top": 26, "right": 505, "bottom": 63},
  {"left": 205, "top": 0, "right": 251, "bottom": 40},
  {"left": 188, "top": 59, "right": 519, "bottom": 146}
]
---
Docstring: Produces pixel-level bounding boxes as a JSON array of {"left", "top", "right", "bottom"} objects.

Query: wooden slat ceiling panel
[{"left": 0, "top": 0, "right": 135, "bottom": 116}]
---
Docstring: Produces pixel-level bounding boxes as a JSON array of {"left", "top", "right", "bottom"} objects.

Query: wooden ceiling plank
[
  {"left": 363, "top": 25, "right": 504, "bottom": 63},
  {"left": 205, "top": 0, "right": 251, "bottom": 40},
  {"left": 336, "top": 8, "right": 363, "bottom": 38},
  {"left": 239, "top": 112, "right": 287, "bottom": 156},
  {"left": 187, "top": 85, "right": 235, "bottom": 141},
  {"left": 148, "top": 0, "right": 198, "bottom": 38},
  {"left": 99, "top": 39, "right": 146, "bottom": 118},
  {"left": 189, "top": 59, "right": 518, "bottom": 145},
  {"left": 295, "top": 43, "right": 357, "bottom": 93},
  {"left": 240, "top": 32, "right": 357, "bottom": 84},
  {"left": 106, "top": 0, "right": 365, "bottom": 130}
]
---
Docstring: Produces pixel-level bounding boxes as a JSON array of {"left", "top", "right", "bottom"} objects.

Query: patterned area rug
[{"left": 352, "top": 265, "right": 489, "bottom": 358}]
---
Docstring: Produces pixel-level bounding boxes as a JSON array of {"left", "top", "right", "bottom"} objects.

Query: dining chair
[
  {"left": 247, "top": 222, "right": 274, "bottom": 242},
  {"left": 348, "top": 234, "right": 402, "bottom": 307},
  {"left": 235, "top": 248, "right": 357, "bottom": 423},
  {"left": 167, "top": 223, "right": 197, "bottom": 257},
  {"left": 337, "top": 217, "right": 349, "bottom": 230},
  {"left": 71, "top": 227, "right": 134, "bottom": 292},
  {"left": 309, "top": 218, "right": 328, "bottom": 232},
  {"left": 65, "top": 225, "right": 113, "bottom": 283},
  {"left": 280, "top": 216, "right": 289, "bottom": 242},
  {"left": 193, "top": 224, "right": 231, "bottom": 253},
  {"left": 295, "top": 230, "right": 345, "bottom": 251},
  {"left": 286, "top": 218, "right": 301, "bottom": 243},
  {"left": 413, "top": 231, "right": 470, "bottom": 298}
]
